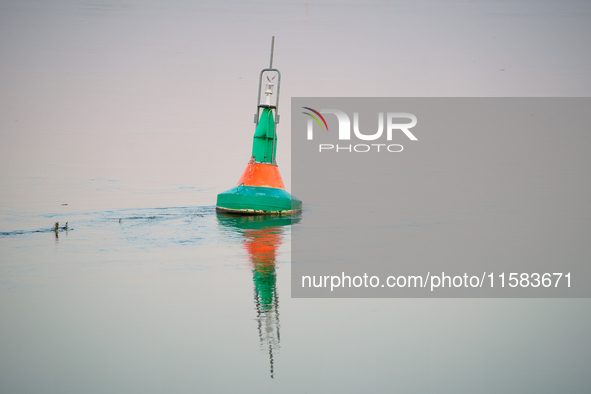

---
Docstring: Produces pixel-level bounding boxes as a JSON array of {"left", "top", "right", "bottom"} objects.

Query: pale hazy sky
[{"left": 1, "top": 0, "right": 590, "bottom": 209}]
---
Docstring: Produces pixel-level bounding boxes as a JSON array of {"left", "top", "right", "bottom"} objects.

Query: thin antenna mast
[{"left": 269, "top": 36, "right": 275, "bottom": 69}]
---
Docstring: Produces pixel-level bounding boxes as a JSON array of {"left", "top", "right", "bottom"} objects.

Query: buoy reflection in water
[{"left": 216, "top": 214, "right": 299, "bottom": 379}]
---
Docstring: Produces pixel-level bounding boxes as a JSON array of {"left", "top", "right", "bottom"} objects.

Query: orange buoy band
[{"left": 236, "top": 161, "right": 285, "bottom": 190}]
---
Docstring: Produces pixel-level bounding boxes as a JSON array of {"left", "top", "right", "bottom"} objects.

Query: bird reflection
[{"left": 216, "top": 213, "right": 299, "bottom": 379}]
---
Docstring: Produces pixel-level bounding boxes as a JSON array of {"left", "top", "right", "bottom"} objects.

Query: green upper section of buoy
[{"left": 252, "top": 108, "right": 277, "bottom": 163}]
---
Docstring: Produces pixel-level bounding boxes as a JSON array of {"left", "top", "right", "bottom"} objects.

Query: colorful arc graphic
[{"left": 302, "top": 107, "right": 329, "bottom": 131}]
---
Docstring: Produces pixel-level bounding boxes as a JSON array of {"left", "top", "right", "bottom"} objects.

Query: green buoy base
[{"left": 216, "top": 185, "right": 302, "bottom": 215}]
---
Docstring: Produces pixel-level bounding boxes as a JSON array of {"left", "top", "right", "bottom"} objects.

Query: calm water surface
[{"left": 2, "top": 193, "right": 590, "bottom": 392}]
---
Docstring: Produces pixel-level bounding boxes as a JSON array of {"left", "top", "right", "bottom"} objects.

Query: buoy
[{"left": 216, "top": 37, "right": 302, "bottom": 215}]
